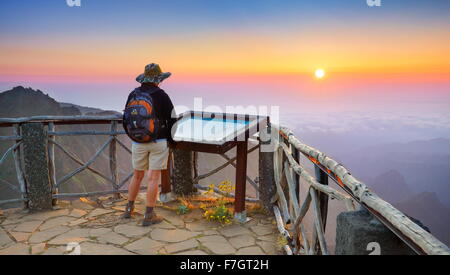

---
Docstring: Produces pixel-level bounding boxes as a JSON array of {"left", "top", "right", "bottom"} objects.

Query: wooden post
[
  {"left": 22, "top": 123, "right": 53, "bottom": 210},
  {"left": 234, "top": 141, "right": 248, "bottom": 222},
  {"left": 313, "top": 165, "right": 329, "bottom": 254},
  {"left": 110, "top": 121, "right": 120, "bottom": 199},
  {"left": 292, "top": 146, "right": 300, "bottom": 200},
  {"left": 161, "top": 151, "right": 172, "bottom": 194},
  {"left": 258, "top": 123, "right": 276, "bottom": 212},
  {"left": 172, "top": 149, "right": 196, "bottom": 196},
  {"left": 47, "top": 122, "right": 58, "bottom": 206},
  {"left": 281, "top": 139, "right": 290, "bottom": 215},
  {"left": 193, "top": 151, "right": 199, "bottom": 179},
  {"left": 12, "top": 124, "right": 27, "bottom": 208}
]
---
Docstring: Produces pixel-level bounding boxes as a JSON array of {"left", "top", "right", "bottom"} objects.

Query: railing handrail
[
  {"left": 1, "top": 116, "right": 449, "bottom": 255},
  {"left": 0, "top": 115, "right": 260, "bottom": 206},
  {"left": 0, "top": 115, "right": 123, "bottom": 127}
]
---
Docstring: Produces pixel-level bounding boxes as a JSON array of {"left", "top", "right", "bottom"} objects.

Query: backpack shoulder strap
[
  {"left": 126, "top": 88, "right": 143, "bottom": 106},
  {"left": 131, "top": 87, "right": 142, "bottom": 97}
]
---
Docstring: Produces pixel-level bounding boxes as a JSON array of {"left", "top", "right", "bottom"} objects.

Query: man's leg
[
  {"left": 142, "top": 170, "right": 163, "bottom": 226},
  {"left": 122, "top": 170, "right": 145, "bottom": 219},
  {"left": 129, "top": 170, "right": 146, "bottom": 201},
  {"left": 142, "top": 141, "right": 168, "bottom": 226},
  {"left": 146, "top": 170, "right": 161, "bottom": 207}
]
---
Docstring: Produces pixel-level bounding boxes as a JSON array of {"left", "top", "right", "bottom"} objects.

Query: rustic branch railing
[
  {"left": 0, "top": 123, "right": 27, "bottom": 206},
  {"left": 190, "top": 141, "right": 261, "bottom": 203},
  {"left": 193, "top": 143, "right": 260, "bottom": 190},
  {"left": 0, "top": 115, "right": 137, "bottom": 202},
  {"left": 1, "top": 115, "right": 449, "bottom": 255},
  {"left": 273, "top": 127, "right": 450, "bottom": 255},
  {"left": 0, "top": 115, "right": 259, "bottom": 206}
]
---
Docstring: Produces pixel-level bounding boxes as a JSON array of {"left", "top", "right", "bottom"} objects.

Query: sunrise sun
[{"left": 315, "top": 68, "right": 326, "bottom": 79}]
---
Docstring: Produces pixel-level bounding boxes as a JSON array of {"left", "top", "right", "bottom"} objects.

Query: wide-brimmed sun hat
[{"left": 136, "top": 63, "right": 171, "bottom": 84}]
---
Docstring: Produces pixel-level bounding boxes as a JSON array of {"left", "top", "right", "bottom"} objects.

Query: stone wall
[{"left": 335, "top": 208, "right": 415, "bottom": 255}]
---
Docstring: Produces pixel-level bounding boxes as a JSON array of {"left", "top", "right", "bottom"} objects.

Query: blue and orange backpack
[{"left": 123, "top": 87, "right": 161, "bottom": 143}]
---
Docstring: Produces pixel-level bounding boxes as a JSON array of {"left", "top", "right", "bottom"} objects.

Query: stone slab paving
[
  {"left": 124, "top": 237, "right": 164, "bottom": 255},
  {"left": 97, "top": 231, "right": 129, "bottom": 246},
  {"left": 31, "top": 243, "right": 46, "bottom": 255},
  {"left": 28, "top": 226, "right": 71, "bottom": 244},
  {"left": 175, "top": 249, "right": 208, "bottom": 255},
  {"left": 114, "top": 224, "right": 152, "bottom": 238},
  {"left": 151, "top": 228, "right": 198, "bottom": 243},
  {"left": 42, "top": 247, "right": 66, "bottom": 255},
  {"left": 229, "top": 234, "right": 256, "bottom": 249},
  {"left": 9, "top": 231, "right": 31, "bottom": 242},
  {"left": 0, "top": 243, "right": 29, "bottom": 255},
  {"left": 13, "top": 220, "right": 42, "bottom": 233},
  {"left": 198, "top": 235, "right": 237, "bottom": 255},
  {"left": 165, "top": 239, "right": 199, "bottom": 254},
  {"left": 219, "top": 224, "right": 253, "bottom": 237},
  {"left": 70, "top": 209, "right": 87, "bottom": 218},
  {"left": 80, "top": 242, "right": 134, "bottom": 255},
  {"left": 236, "top": 246, "right": 265, "bottom": 255},
  {"left": 0, "top": 229, "right": 13, "bottom": 248},
  {"left": 89, "top": 228, "right": 112, "bottom": 237},
  {"left": 69, "top": 218, "right": 89, "bottom": 227},
  {"left": 20, "top": 209, "right": 70, "bottom": 222},
  {"left": 40, "top": 216, "right": 77, "bottom": 231},
  {"left": 0, "top": 196, "right": 282, "bottom": 255}
]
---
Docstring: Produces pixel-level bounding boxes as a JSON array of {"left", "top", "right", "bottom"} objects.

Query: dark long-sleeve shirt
[{"left": 125, "top": 83, "right": 177, "bottom": 143}]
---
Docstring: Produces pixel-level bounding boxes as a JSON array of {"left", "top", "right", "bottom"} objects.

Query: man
[{"left": 122, "top": 63, "right": 177, "bottom": 226}]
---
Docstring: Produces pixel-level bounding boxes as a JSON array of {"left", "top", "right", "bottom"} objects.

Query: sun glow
[{"left": 315, "top": 69, "right": 326, "bottom": 79}]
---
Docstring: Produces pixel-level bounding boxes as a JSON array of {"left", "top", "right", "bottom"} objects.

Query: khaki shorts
[{"left": 132, "top": 140, "right": 169, "bottom": 171}]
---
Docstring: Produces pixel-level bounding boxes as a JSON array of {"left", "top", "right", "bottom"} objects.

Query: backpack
[{"left": 123, "top": 87, "right": 161, "bottom": 143}]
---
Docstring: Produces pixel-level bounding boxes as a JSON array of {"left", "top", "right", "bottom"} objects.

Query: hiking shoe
[
  {"left": 121, "top": 204, "right": 134, "bottom": 219},
  {"left": 142, "top": 212, "right": 163, "bottom": 227}
]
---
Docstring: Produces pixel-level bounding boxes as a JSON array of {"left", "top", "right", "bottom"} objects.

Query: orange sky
[
  {"left": 1, "top": 24, "right": 450, "bottom": 82},
  {"left": 0, "top": 0, "right": 449, "bottom": 96}
]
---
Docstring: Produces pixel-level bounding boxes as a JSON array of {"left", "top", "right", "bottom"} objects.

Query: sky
[{"left": 0, "top": 0, "right": 449, "bottom": 126}]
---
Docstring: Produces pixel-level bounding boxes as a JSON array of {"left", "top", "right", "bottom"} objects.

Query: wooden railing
[
  {"left": 0, "top": 115, "right": 132, "bottom": 205},
  {"left": 0, "top": 115, "right": 260, "bottom": 206},
  {"left": 0, "top": 124, "right": 26, "bottom": 206},
  {"left": 0, "top": 115, "right": 449, "bottom": 255},
  {"left": 192, "top": 145, "right": 260, "bottom": 203},
  {"left": 273, "top": 127, "right": 450, "bottom": 255}
]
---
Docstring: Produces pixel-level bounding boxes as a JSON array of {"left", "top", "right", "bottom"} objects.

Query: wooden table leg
[
  {"left": 161, "top": 151, "right": 172, "bottom": 195},
  {"left": 234, "top": 141, "right": 248, "bottom": 222}
]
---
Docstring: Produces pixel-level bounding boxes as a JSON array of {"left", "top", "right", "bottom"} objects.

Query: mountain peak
[
  {"left": 0, "top": 86, "right": 119, "bottom": 118},
  {"left": 0, "top": 86, "right": 73, "bottom": 117},
  {"left": 395, "top": 191, "right": 450, "bottom": 244},
  {"left": 9, "top": 85, "right": 43, "bottom": 94},
  {"left": 370, "top": 169, "right": 414, "bottom": 203}
]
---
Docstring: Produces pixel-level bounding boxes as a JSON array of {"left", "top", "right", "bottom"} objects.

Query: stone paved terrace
[{"left": 0, "top": 195, "right": 282, "bottom": 255}]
